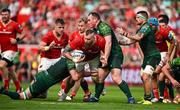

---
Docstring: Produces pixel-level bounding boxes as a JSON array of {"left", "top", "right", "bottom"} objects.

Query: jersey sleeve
[
  {"left": 63, "top": 34, "right": 69, "bottom": 48},
  {"left": 99, "top": 23, "right": 112, "bottom": 37},
  {"left": 138, "top": 24, "right": 151, "bottom": 36},
  {"left": 97, "top": 35, "right": 106, "bottom": 52},
  {"left": 69, "top": 38, "right": 81, "bottom": 50},
  {"left": 69, "top": 32, "right": 76, "bottom": 42},
  {"left": 41, "top": 34, "right": 50, "bottom": 44},
  {"left": 15, "top": 23, "right": 23, "bottom": 33}
]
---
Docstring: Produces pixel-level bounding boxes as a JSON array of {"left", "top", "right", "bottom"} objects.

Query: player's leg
[
  {"left": 111, "top": 68, "right": 135, "bottom": 103},
  {"left": 109, "top": 54, "right": 135, "bottom": 103},
  {"left": 139, "top": 55, "right": 161, "bottom": 104},
  {"left": 158, "top": 72, "right": 166, "bottom": 102},
  {"left": 0, "top": 60, "right": 9, "bottom": 90},
  {"left": 151, "top": 73, "right": 159, "bottom": 102},
  {"left": 70, "top": 77, "right": 81, "bottom": 99},
  {"left": 8, "top": 67, "right": 22, "bottom": 92}
]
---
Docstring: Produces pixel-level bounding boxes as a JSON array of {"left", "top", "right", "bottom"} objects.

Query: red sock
[
  {"left": 4, "top": 78, "right": 9, "bottom": 90},
  {"left": 164, "top": 87, "right": 169, "bottom": 99},
  {"left": 71, "top": 91, "right": 76, "bottom": 97},
  {"left": 61, "top": 81, "right": 66, "bottom": 91},
  {"left": 153, "top": 88, "right": 159, "bottom": 99},
  {"left": 14, "top": 80, "right": 21, "bottom": 91}
]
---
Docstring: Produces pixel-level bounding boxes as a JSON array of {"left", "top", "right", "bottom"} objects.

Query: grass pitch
[{"left": 0, "top": 82, "right": 179, "bottom": 110}]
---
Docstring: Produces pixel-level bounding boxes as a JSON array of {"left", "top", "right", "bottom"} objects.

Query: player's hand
[
  {"left": 49, "top": 41, "right": 56, "bottom": 49},
  {"left": 116, "top": 27, "right": 125, "bottom": 35},
  {"left": 10, "top": 38, "right": 17, "bottom": 44},
  {"left": 171, "top": 79, "right": 180, "bottom": 88},
  {"left": 72, "top": 56, "right": 85, "bottom": 63},
  {"left": 100, "top": 56, "right": 108, "bottom": 67}
]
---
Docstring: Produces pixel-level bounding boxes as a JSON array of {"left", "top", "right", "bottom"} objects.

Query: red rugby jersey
[
  {"left": 40, "top": 31, "right": 69, "bottom": 59},
  {"left": 0, "top": 20, "right": 23, "bottom": 52},
  {"left": 70, "top": 34, "right": 105, "bottom": 61},
  {"left": 155, "top": 25, "right": 173, "bottom": 52}
]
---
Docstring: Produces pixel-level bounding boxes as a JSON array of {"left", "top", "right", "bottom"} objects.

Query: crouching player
[
  {"left": 162, "top": 57, "right": 180, "bottom": 104},
  {"left": 0, "top": 57, "right": 70, "bottom": 100}
]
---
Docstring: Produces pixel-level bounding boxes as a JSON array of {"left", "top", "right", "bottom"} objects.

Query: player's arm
[
  {"left": 162, "top": 63, "right": 180, "bottom": 87},
  {"left": 15, "top": 24, "right": 26, "bottom": 42},
  {"left": 39, "top": 41, "right": 50, "bottom": 51},
  {"left": 118, "top": 37, "right": 136, "bottom": 45},
  {"left": 117, "top": 27, "right": 144, "bottom": 42},
  {"left": 63, "top": 44, "right": 73, "bottom": 60},
  {"left": 167, "top": 31, "right": 176, "bottom": 60},
  {"left": 100, "top": 25, "right": 112, "bottom": 66}
]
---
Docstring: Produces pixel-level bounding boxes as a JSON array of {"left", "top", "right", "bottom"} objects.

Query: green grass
[{"left": 0, "top": 82, "right": 179, "bottom": 110}]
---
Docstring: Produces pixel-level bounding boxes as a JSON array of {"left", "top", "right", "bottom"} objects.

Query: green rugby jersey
[
  {"left": 137, "top": 22, "right": 160, "bottom": 57},
  {"left": 96, "top": 21, "right": 122, "bottom": 56},
  {"left": 170, "top": 57, "right": 180, "bottom": 67}
]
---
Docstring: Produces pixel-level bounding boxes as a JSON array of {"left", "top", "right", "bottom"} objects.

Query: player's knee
[{"left": 142, "top": 74, "right": 151, "bottom": 82}]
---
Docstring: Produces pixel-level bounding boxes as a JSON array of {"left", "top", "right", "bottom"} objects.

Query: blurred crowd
[{"left": 0, "top": 0, "right": 179, "bottom": 82}]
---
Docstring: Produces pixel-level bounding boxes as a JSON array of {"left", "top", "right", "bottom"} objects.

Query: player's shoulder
[
  {"left": 10, "top": 20, "right": 20, "bottom": 26},
  {"left": 63, "top": 32, "right": 69, "bottom": 37},
  {"left": 98, "top": 21, "right": 111, "bottom": 29},
  {"left": 46, "top": 31, "right": 54, "bottom": 37},
  {"left": 95, "top": 34, "right": 105, "bottom": 43}
]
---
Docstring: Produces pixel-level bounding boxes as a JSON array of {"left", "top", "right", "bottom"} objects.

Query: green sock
[
  {"left": 2, "top": 90, "right": 20, "bottom": 100},
  {"left": 118, "top": 80, "right": 132, "bottom": 98},
  {"left": 166, "top": 83, "right": 174, "bottom": 99},
  {"left": 95, "top": 83, "right": 104, "bottom": 99},
  {"left": 158, "top": 81, "right": 165, "bottom": 98}
]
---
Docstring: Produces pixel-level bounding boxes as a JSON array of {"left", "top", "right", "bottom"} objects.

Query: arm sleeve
[
  {"left": 137, "top": 25, "right": 151, "bottom": 37},
  {"left": 15, "top": 23, "right": 23, "bottom": 33},
  {"left": 99, "top": 24, "right": 112, "bottom": 37}
]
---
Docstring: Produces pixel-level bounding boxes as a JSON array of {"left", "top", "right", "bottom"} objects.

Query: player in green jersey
[
  {"left": 87, "top": 12, "right": 135, "bottom": 104},
  {"left": 0, "top": 57, "right": 70, "bottom": 100},
  {"left": 117, "top": 11, "right": 161, "bottom": 104}
]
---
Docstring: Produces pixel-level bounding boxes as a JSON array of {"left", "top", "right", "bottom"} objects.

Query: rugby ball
[{"left": 71, "top": 50, "right": 85, "bottom": 62}]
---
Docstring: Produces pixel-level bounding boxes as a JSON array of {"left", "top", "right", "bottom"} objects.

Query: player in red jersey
[
  {"left": 58, "top": 29, "right": 105, "bottom": 101},
  {"left": 0, "top": 8, "right": 25, "bottom": 92},
  {"left": 38, "top": 18, "right": 68, "bottom": 72},
  {"left": 37, "top": 18, "right": 69, "bottom": 98},
  {"left": 150, "top": 15, "right": 177, "bottom": 103},
  {"left": 58, "top": 18, "right": 93, "bottom": 101}
]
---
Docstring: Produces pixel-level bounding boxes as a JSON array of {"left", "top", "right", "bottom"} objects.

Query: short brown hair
[
  {"left": 85, "top": 29, "right": 95, "bottom": 35},
  {"left": 78, "top": 17, "right": 87, "bottom": 24}
]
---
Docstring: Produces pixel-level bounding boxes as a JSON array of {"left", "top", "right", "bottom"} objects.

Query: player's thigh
[
  {"left": 29, "top": 71, "right": 51, "bottom": 97},
  {"left": 0, "top": 50, "right": 17, "bottom": 67},
  {"left": 88, "top": 56, "right": 100, "bottom": 73},
  {"left": 98, "top": 68, "right": 109, "bottom": 82},
  {"left": 75, "top": 62, "right": 86, "bottom": 72},
  {"left": 38, "top": 58, "right": 53, "bottom": 72},
  {"left": 108, "top": 54, "right": 123, "bottom": 70}
]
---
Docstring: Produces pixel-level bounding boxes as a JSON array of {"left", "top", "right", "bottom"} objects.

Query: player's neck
[
  {"left": 79, "top": 31, "right": 84, "bottom": 36},
  {"left": 1, "top": 19, "right": 11, "bottom": 26},
  {"left": 95, "top": 20, "right": 100, "bottom": 28},
  {"left": 53, "top": 30, "right": 62, "bottom": 39}
]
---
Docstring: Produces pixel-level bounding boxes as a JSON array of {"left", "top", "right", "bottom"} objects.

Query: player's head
[
  {"left": 1, "top": 8, "right": 11, "bottom": 22},
  {"left": 87, "top": 12, "right": 101, "bottom": 28},
  {"left": 54, "top": 18, "right": 65, "bottom": 35},
  {"left": 158, "top": 14, "right": 169, "bottom": 28},
  {"left": 148, "top": 17, "right": 159, "bottom": 32},
  {"left": 84, "top": 29, "right": 95, "bottom": 46},
  {"left": 136, "top": 11, "right": 148, "bottom": 25},
  {"left": 78, "top": 17, "right": 87, "bottom": 34}
]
